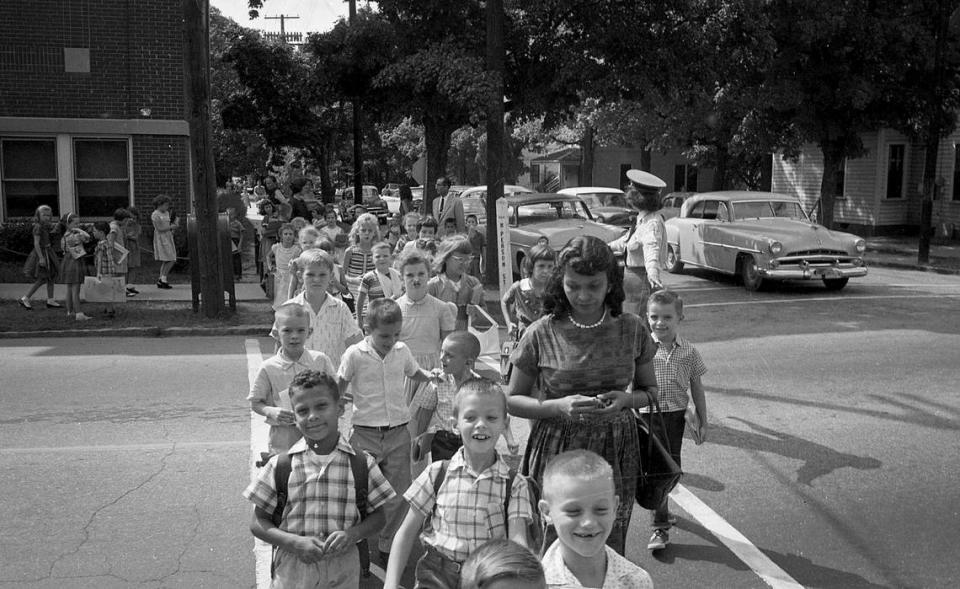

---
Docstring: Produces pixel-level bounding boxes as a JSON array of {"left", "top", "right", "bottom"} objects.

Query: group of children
[
  {"left": 244, "top": 207, "right": 709, "bottom": 588},
  {"left": 18, "top": 204, "right": 142, "bottom": 321}
]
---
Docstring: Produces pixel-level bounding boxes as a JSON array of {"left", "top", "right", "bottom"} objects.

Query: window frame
[
  {"left": 0, "top": 136, "right": 60, "bottom": 219},
  {"left": 885, "top": 144, "right": 906, "bottom": 199},
  {"left": 71, "top": 136, "right": 133, "bottom": 217}
]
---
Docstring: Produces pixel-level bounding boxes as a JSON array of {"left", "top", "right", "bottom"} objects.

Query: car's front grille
[{"left": 785, "top": 249, "right": 847, "bottom": 257}]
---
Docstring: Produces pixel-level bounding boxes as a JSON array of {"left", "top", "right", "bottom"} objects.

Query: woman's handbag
[{"left": 636, "top": 389, "right": 683, "bottom": 510}]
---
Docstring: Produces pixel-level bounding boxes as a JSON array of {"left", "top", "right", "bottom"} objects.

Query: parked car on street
[
  {"left": 660, "top": 191, "right": 695, "bottom": 220},
  {"left": 479, "top": 192, "right": 626, "bottom": 276},
  {"left": 342, "top": 184, "right": 388, "bottom": 223},
  {"left": 558, "top": 187, "right": 637, "bottom": 227},
  {"left": 458, "top": 185, "right": 534, "bottom": 224},
  {"left": 664, "top": 191, "right": 867, "bottom": 291}
]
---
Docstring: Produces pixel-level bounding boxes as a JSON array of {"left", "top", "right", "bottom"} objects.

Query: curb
[
  {"left": 865, "top": 259, "right": 960, "bottom": 275},
  {"left": 0, "top": 324, "right": 269, "bottom": 339}
]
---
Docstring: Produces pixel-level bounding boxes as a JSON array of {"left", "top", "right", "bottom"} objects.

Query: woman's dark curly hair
[{"left": 543, "top": 235, "right": 625, "bottom": 318}]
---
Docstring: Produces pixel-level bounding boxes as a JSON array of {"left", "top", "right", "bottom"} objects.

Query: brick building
[{"left": 0, "top": 0, "right": 190, "bottom": 223}]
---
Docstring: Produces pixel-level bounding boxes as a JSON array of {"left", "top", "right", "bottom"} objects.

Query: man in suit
[{"left": 431, "top": 176, "right": 465, "bottom": 236}]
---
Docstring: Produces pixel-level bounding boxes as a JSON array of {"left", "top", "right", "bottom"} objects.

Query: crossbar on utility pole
[{"left": 264, "top": 14, "right": 299, "bottom": 37}]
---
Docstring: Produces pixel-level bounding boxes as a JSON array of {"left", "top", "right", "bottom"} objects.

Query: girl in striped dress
[{"left": 342, "top": 213, "right": 380, "bottom": 314}]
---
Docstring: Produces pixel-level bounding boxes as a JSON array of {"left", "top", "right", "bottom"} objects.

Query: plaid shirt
[
  {"left": 95, "top": 239, "right": 120, "bottom": 276},
  {"left": 243, "top": 435, "right": 395, "bottom": 538},
  {"left": 411, "top": 370, "right": 480, "bottom": 433},
  {"left": 639, "top": 334, "right": 707, "bottom": 413},
  {"left": 405, "top": 448, "right": 534, "bottom": 562}
]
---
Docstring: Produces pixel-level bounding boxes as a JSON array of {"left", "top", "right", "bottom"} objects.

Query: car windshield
[
  {"left": 580, "top": 193, "right": 628, "bottom": 208},
  {"left": 732, "top": 200, "right": 808, "bottom": 221},
  {"left": 513, "top": 201, "right": 591, "bottom": 225}
]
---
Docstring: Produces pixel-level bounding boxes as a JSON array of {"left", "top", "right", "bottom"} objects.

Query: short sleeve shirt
[
  {"left": 510, "top": 313, "right": 655, "bottom": 400},
  {"left": 502, "top": 279, "right": 545, "bottom": 328},
  {"left": 242, "top": 436, "right": 396, "bottom": 538},
  {"left": 395, "top": 294, "right": 456, "bottom": 357},
  {"left": 337, "top": 339, "right": 420, "bottom": 427},
  {"left": 275, "top": 292, "right": 362, "bottom": 367},
  {"left": 405, "top": 449, "right": 535, "bottom": 562},
  {"left": 639, "top": 334, "right": 707, "bottom": 413},
  {"left": 542, "top": 541, "right": 654, "bottom": 588}
]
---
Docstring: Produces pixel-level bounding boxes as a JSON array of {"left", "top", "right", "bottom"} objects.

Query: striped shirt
[
  {"left": 243, "top": 435, "right": 395, "bottom": 538},
  {"left": 406, "top": 449, "right": 535, "bottom": 562},
  {"left": 359, "top": 267, "right": 402, "bottom": 301},
  {"left": 639, "top": 334, "right": 707, "bottom": 413}
]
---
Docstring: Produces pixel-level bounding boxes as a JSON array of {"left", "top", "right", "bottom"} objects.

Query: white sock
[{"left": 159, "top": 275, "right": 166, "bottom": 282}]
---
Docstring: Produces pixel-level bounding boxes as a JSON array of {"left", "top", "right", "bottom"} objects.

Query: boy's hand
[
  {"left": 290, "top": 536, "right": 325, "bottom": 562},
  {"left": 322, "top": 529, "right": 355, "bottom": 554},
  {"left": 411, "top": 432, "right": 434, "bottom": 463},
  {"left": 265, "top": 407, "right": 296, "bottom": 425}
]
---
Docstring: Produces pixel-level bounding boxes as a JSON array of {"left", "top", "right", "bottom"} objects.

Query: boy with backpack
[
  {"left": 243, "top": 370, "right": 395, "bottom": 588},
  {"left": 384, "top": 378, "right": 538, "bottom": 589}
]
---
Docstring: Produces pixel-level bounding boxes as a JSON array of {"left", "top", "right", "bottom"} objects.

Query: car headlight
[
  {"left": 855, "top": 239, "right": 866, "bottom": 253},
  {"left": 769, "top": 241, "right": 783, "bottom": 255}
]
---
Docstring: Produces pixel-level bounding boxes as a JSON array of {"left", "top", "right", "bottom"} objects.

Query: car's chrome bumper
[{"left": 759, "top": 266, "right": 868, "bottom": 280}]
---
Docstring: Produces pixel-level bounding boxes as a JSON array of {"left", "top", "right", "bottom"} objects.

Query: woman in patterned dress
[{"left": 506, "top": 235, "right": 658, "bottom": 554}]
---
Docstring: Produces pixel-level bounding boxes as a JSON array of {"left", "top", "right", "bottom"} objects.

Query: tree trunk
[
  {"left": 818, "top": 143, "right": 842, "bottom": 229},
  {"left": 423, "top": 116, "right": 453, "bottom": 215},
  {"left": 184, "top": 0, "right": 225, "bottom": 317},
  {"left": 318, "top": 141, "right": 333, "bottom": 203},
  {"left": 579, "top": 125, "right": 594, "bottom": 186},
  {"left": 640, "top": 148, "right": 652, "bottom": 172},
  {"left": 712, "top": 144, "right": 728, "bottom": 190}
]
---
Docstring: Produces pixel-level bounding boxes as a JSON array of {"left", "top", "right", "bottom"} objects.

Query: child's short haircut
[
  {"left": 460, "top": 539, "right": 546, "bottom": 589},
  {"left": 444, "top": 331, "right": 481, "bottom": 361},
  {"left": 290, "top": 369, "right": 340, "bottom": 403},
  {"left": 274, "top": 301, "right": 310, "bottom": 324},
  {"left": 648, "top": 289, "right": 683, "bottom": 315},
  {"left": 403, "top": 212, "right": 420, "bottom": 226},
  {"left": 366, "top": 297, "right": 403, "bottom": 329},
  {"left": 524, "top": 243, "right": 557, "bottom": 276},
  {"left": 541, "top": 450, "right": 613, "bottom": 501},
  {"left": 316, "top": 238, "right": 334, "bottom": 254},
  {"left": 453, "top": 377, "right": 507, "bottom": 417},
  {"left": 417, "top": 216, "right": 439, "bottom": 233},
  {"left": 466, "top": 214, "right": 478, "bottom": 223},
  {"left": 297, "top": 248, "right": 334, "bottom": 272},
  {"left": 397, "top": 249, "right": 432, "bottom": 272},
  {"left": 93, "top": 221, "right": 111, "bottom": 235},
  {"left": 278, "top": 222, "right": 295, "bottom": 236},
  {"left": 298, "top": 224, "right": 320, "bottom": 243},
  {"left": 371, "top": 240, "right": 393, "bottom": 253}
]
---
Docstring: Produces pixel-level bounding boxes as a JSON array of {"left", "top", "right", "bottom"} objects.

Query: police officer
[{"left": 609, "top": 169, "right": 668, "bottom": 315}]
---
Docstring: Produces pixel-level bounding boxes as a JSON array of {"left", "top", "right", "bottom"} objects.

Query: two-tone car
[
  {"left": 664, "top": 191, "right": 867, "bottom": 291},
  {"left": 480, "top": 193, "right": 626, "bottom": 276},
  {"left": 557, "top": 187, "right": 638, "bottom": 227}
]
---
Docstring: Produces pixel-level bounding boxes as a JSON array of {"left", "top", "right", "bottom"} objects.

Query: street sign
[{"left": 495, "top": 197, "right": 511, "bottom": 297}]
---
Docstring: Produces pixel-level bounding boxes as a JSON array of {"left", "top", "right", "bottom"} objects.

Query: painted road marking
[
  {"left": 672, "top": 484, "right": 805, "bottom": 589},
  {"left": 243, "top": 338, "right": 800, "bottom": 588},
  {"left": 246, "top": 339, "right": 274, "bottom": 589}
]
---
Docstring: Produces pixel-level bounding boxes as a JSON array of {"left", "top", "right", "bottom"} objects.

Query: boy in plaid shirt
[
  {"left": 640, "top": 289, "right": 708, "bottom": 552},
  {"left": 244, "top": 370, "right": 395, "bottom": 588},
  {"left": 384, "top": 378, "right": 536, "bottom": 589}
]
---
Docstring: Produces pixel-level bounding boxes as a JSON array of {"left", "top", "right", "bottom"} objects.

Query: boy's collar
[
  {"left": 278, "top": 348, "right": 307, "bottom": 366},
  {"left": 651, "top": 332, "right": 683, "bottom": 348},
  {"left": 449, "top": 447, "right": 509, "bottom": 478},
  {"left": 288, "top": 434, "right": 353, "bottom": 456}
]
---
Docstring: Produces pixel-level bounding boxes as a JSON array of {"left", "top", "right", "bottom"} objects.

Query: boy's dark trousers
[
  {"left": 646, "top": 409, "right": 685, "bottom": 529},
  {"left": 430, "top": 430, "right": 462, "bottom": 461},
  {"left": 415, "top": 545, "right": 462, "bottom": 589}
]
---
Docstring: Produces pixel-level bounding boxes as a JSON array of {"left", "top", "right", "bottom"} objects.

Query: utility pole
[
  {"left": 484, "top": 0, "right": 505, "bottom": 287},
  {"left": 264, "top": 14, "right": 299, "bottom": 39},
  {"left": 183, "top": 0, "right": 224, "bottom": 317},
  {"left": 349, "top": 0, "right": 362, "bottom": 206},
  {"left": 919, "top": 0, "right": 951, "bottom": 264}
]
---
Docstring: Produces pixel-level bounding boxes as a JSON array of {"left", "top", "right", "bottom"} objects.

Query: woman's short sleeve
[
  {"left": 509, "top": 318, "right": 542, "bottom": 375},
  {"left": 630, "top": 314, "right": 656, "bottom": 364}
]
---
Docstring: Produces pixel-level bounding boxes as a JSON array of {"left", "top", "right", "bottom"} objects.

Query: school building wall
[{"left": 0, "top": 0, "right": 191, "bottom": 222}]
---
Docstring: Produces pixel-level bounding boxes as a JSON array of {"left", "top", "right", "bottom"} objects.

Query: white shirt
[{"left": 337, "top": 339, "right": 421, "bottom": 427}]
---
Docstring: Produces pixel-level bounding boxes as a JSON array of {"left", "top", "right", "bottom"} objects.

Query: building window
[
  {"left": 886, "top": 144, "right": 905, "bottom": 199},
  {"left": 620, "top": 164, "right": 631, "bottom": 191},
  {"left": 953, "top": 145, "right": 960, "bottom": 200},
  {"left": 674, "top": 164, "right": 698, "bottom": 192},
  {"left": 530, "top": 164, "right": 540, "bottom": 187},
  {"left": 1, "top": 138, "right": 59, "bottom": 218},
  {"left": 74, "top": 139, "right": 130, "bottom": 216}
]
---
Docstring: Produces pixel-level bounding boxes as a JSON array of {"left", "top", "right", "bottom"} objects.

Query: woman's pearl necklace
[{"left": 569, "top": 309, "right": 607, "bottom": 329}]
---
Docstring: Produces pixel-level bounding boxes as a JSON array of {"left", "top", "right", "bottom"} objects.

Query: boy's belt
[{"left": 354, "top": 422, "right": 408, "bottom": 432}]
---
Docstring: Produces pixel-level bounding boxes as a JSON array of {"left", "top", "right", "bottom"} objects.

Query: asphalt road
[{"left": 1, "top": 266, "right": 958, "bottom": 588}]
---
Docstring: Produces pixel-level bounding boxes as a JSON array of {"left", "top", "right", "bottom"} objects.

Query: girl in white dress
[{"left": 269, "top": 223, "right": 302, "bottom": 309}]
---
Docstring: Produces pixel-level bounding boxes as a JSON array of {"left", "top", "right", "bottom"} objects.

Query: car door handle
[{"left": 692, "top": 224, "right": 699, "bottom": 229}]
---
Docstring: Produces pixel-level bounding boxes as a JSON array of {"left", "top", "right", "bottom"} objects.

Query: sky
[{"left": 211, "top": 0, "right": 351, "bottom": 35}]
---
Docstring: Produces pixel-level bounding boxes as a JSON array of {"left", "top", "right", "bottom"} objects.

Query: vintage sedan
[
  {"left": 664, "top": 191, "right": 867, "bottom": 291},
  {"left": 481, "top": 193, "right": 627, "bottom": 276},
  {"left": 557, "top": 187, "right": 637, "bottom": 227}
]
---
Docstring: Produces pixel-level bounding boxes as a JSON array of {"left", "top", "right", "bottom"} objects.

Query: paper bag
[{"left": 81, "top": 276, "right": 127, "bottom": 303}]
